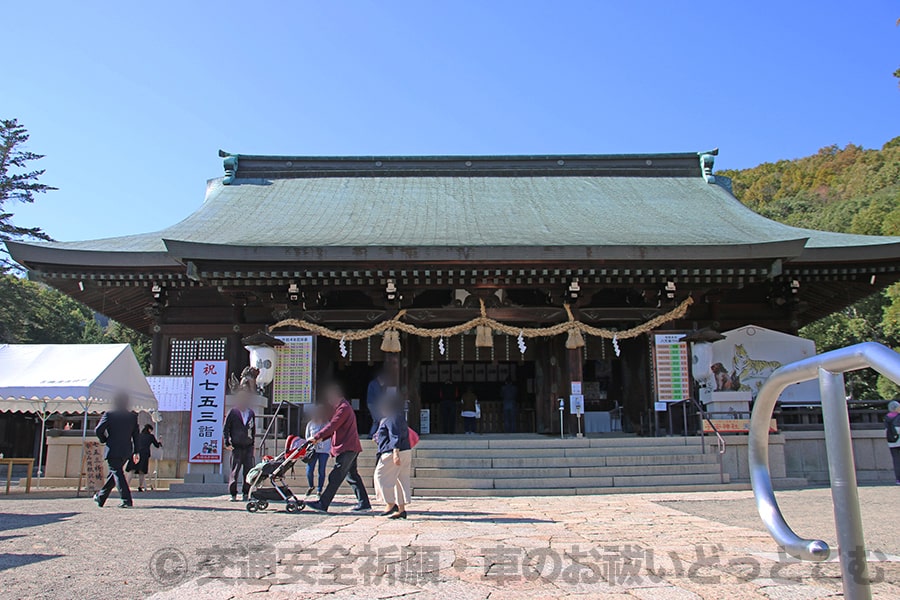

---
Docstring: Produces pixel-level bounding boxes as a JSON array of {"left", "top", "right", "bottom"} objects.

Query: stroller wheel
[
  {"left": 246, "top": 502, "right": 258, "bottom": 513},
  {"left": 257, "top": 500, "right": 269, "bottom": 511},
  {"left": 286, "top": 502, "right": 299, "bottom": 513}
]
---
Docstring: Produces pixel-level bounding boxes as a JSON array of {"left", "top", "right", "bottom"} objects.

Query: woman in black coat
[{"left": 126, "top": 424, "right": 161, "bottom": 491}]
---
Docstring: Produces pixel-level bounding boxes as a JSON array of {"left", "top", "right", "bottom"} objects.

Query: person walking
[
  {"left": 126, "top": 424, "right": 161, "bottom": 492},
  {"left": 374, "top": 395, "right": 413, "bottom": 519},
  {"left": 223, "top": 393, "right": 256, "bottom": 502},
  {"left": 461, "top": 387, "right": 479, "bottom": 435},
  {"left": 93, "top": 392, "right": 140, "bottom": 508},
  {"left": 304, "top": 404, "right": 332, "bottom": 495},
  {"left": 886, "top": 400, "right": 900, "bottom": 484},
  {"left": 501, "top": 378, "right": 518, "bottom": 433},
  {"left": 305, "top": 383, "right": 372, "bottom": 513}
]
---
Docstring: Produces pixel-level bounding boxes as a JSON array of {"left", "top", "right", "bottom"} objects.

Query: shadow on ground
[
  {"left": 0, "top": 552, "right": 63, "bottom": 571},
  {"left": 0, "top": 512, "right": 78, "bottom": 531},
  {"left": 412, "top": 510, "right": 554, "bottom": 524}
]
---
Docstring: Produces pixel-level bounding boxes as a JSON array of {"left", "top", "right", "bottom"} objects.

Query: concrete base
[
  {"left": 168, "top": 482, "right": 230, "bottom": 495},
  {"left": 782, "top": 428, "right": 897, "bottom": 484},
  {"left": 182, "top": 472, "right": 226, "bottom": 484}
]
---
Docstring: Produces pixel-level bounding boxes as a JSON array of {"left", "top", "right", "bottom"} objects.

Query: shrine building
[{"left": 8, "top": 149, "right": 900, "bottom": 449}]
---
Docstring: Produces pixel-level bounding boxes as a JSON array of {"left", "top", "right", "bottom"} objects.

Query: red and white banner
[{"left": 188, "top": 360, "right": 227, "bottom": 463}]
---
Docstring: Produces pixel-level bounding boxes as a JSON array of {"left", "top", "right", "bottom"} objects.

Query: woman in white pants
[{"left": 374, "top": 395, "right": 412, "bottom": 519}]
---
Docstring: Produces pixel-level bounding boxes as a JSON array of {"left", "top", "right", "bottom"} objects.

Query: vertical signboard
[
  {"left": 189, "top": 360, "right": 227, "bottom": 464},
  {"left": 81, "top": 441, "right": 105, "bottom": 493},
  {"left": 569, "top": 394, "right": 585, "bottom": 414},
  {"left": 273, "top": 335, "right": 315, "bottom": 404},
  {"left": 652, "top": 332, "right": 691, "bottom": 403}
]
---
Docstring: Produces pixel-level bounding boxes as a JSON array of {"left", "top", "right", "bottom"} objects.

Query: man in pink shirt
[{"left": 305, "top": 383, "right": 371, "bottom": 512}]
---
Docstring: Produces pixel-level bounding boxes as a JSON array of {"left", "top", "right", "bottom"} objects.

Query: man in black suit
[
  {"left": 223, "top": 392, "right": 256, "bottom": 502},
  {"left": 94, "top": 393, "right": 140, "bottom": 508}
]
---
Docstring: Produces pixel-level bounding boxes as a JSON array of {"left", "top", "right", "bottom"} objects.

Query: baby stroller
[{"left": 245, "top": 435, "right": 315, "bottom": 513}]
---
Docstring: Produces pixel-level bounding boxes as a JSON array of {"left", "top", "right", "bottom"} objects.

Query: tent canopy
[{"left": 0, "top": 344, "right": 157, "bottom": 414}]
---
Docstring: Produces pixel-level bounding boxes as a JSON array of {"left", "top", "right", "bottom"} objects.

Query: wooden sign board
[
  {"left": 146, "top": 376, "right": 192, "bottom": 411},
  {"left": 652, "top": 332, "right": 692, "bottom": 403},
  {"left": 273, "top": 334, "right": 316, "bottom": 404},
  {"left": 81, "top": 441, "right": 105, "bottom": 493}
]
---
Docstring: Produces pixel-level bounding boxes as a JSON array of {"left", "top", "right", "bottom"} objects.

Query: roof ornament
[
  {"left": 698, "top": 148, "right": 719, "bottom": 184},
  {"left": 219, "top": 149, "right": 239, "bottom": 185}
]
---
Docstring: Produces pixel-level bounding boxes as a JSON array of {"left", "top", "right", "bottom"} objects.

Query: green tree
[
  {"left": 0, "top": 119, "right": 56, "bottom": 271},
  {"left": 799, "top": 294, "right": 897, "bottom": 399},
  {"left": 0, "top": 274, "right": 151, "bottom": 373}
]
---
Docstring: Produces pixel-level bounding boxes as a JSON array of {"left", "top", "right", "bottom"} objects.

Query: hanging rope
[{"left": 270, "top": 297, "right": 694, "bottom": 351}]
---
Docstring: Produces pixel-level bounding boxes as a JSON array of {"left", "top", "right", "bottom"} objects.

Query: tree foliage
[
  {"left": 0, "top": 119, "right": 56, "bottom": 271},
  {"left": 717, "top": 139, "right": 900, "bottom": 222},
  {"left": 719, "top": 138, "right": 900, "bottom": 399},
  {"left": 0, "top": 275, "right": 151, "bottom": 373}
]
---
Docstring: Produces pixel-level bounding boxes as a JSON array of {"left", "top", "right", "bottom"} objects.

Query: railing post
[{"left": 818, "top": 368, "right": 871, "bottom": 600}]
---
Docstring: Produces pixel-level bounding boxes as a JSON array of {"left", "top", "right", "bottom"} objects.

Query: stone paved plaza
[{"left": 1, "top": 486, "right": 898, "bottom": 599}]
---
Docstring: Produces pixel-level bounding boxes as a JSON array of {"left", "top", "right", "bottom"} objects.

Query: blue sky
[{"left": 4, "top": 1, "right": 898, "bottom": 243}]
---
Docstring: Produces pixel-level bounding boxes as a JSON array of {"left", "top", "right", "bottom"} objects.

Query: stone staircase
[
  {"left": 351, "top": 434, "right": 749, "bottom": 497},
  {"left": 166, "top": 434, "right": 792, "bottom": 498}
]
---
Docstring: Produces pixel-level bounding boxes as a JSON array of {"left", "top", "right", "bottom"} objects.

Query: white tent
[{"left": 0, "top": 344, "right": 158, "bottom": 484}]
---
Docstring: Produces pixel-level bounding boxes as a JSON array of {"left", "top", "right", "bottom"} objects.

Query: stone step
[
  {"left": 610, "top": 472, "right": 730, "bottom": 486},
  {"left": 604, "top": 453, "right": 717, "bottom": 466},
  {"left": 409, "top": 455, "right": 715, "bottom": 469},
  {"left": 409, "top": 436, "right": 707, "bottom": 450},
  {"left": 488, "top": 455, "right": 710, "bottom": 469},
  {"left": 410, "top": 478, "right": 814, "bottom": 497},
  {"left": 411, "top": 472, "right": 728, "bottom": 490},
  {"left": 363, "top": 449, "right": 718, "bottom": 464},
  {"left": 398, "top": 452, "right": 718, "bottom": 468},
  {"left": 412, "top": 463, "right": 721, "bottom": 479},
  {"left": 411, "top": 447, "right": 698, "bottom": 459},
  {"left": 410, "top": 483, "right": 751, "bottom": 497},
  {"left": 569, "top": 463, "right": 721, "bottom": 477}
]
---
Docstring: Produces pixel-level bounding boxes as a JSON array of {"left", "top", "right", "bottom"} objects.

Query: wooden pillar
[
  {"left": 401, "top": 334, "right": 422, "bottom": 431},
  {"left": 533, "top": 340, "right": 550, "bottom": 433},
  {"left": 620, "top": 335, "right": 652, "bottom": 435},
  {"left": 316, "top": 337, "right": 335, "bottom": 389},
  {"left": 567, "top": 346, "right": 584, "bottom": 435},
  {"left": 228, "top": 305, "right": 247, "bottom": 378},
  {"left": 150, "top": 327, "right": 165, "bottom": 375},
  {"left": 546, "top": 338, "right": 565, "bottom": 435},
  {"left": 149, "top": 304, "right": 165, "bottom": 375},
  {"left": 384, "top": 353, "right": 400, "bottom": 392},
  {"left": 228, "top": 331, "right": 245, "bottom": 378}
]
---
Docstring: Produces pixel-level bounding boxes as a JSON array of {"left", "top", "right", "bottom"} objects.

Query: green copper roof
[{"left": 8, "top": 152, "right": 900, "bottom": 267}]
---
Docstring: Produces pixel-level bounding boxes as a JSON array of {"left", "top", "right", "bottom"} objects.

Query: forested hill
[
  {"left": 717, "top": 137, "right": 900, "bottom": 236},
  {"left": 717, "top": 137, "right": 900, "bottom": 399}
]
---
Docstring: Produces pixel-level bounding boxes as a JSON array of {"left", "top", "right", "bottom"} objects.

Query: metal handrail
[
  {"left": 257, "top": 402, "right": 289, "bottom": 456},
  {"left": 749, "top": 342, "right": 900, "bottom": 600},
  {"left": 690, "top": 397, "right": 726, "bottom": 483}
]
